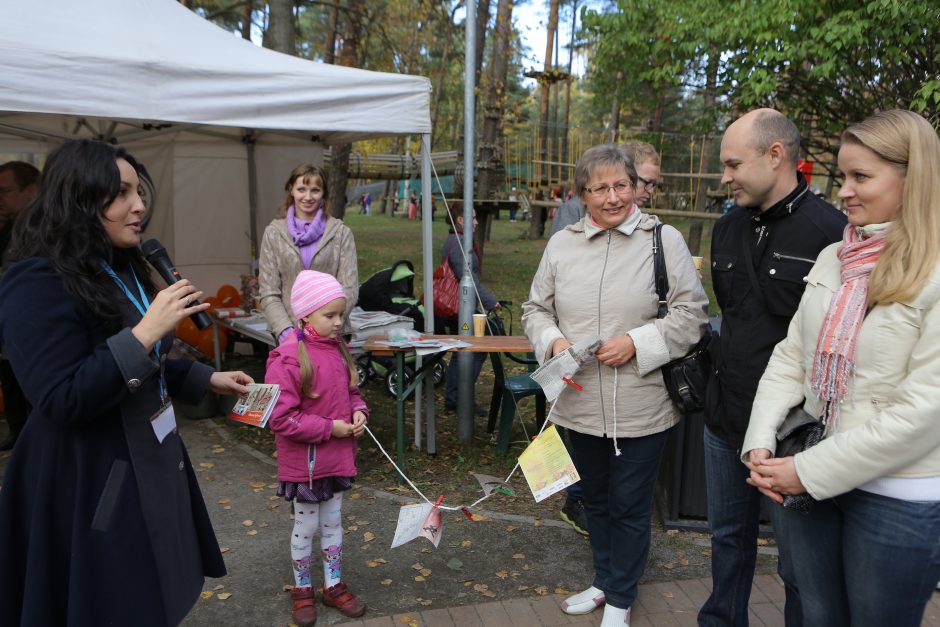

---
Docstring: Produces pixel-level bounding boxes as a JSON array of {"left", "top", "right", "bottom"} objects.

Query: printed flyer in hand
[{"left": 228, "top": 383, "right": 280, "bottom": 428}]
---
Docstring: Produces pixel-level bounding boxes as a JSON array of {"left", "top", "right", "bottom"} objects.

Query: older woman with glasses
[{"left": 523, "top": 144, "right": 708, "bottom": 627}]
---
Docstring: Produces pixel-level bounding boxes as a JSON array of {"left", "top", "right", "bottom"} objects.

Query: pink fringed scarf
[{"left": 811, "top": 223, "right": 889, "bottom": 433}]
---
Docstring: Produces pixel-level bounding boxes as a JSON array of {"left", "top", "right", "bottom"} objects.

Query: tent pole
[
  {"left": 421, "top": 133, "right": 437, "bottom": 454},
  {"left": 457, "top": 0, "right": 476, "bottom": 444}
]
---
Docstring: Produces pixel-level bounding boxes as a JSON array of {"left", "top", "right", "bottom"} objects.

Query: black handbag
[
  {"left": 774, "top": 404, "right": 826, "bottom": 512},
  {"left": 652, "top": 224, "right": 714, "bottom": 414}
]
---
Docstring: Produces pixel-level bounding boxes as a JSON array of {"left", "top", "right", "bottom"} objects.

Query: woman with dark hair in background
[
  {"left": 0, "top": 139, "right": 253, "bottom": 626},
  {"left": 259, "top": 163, "right": 359, "bottom": 344}
]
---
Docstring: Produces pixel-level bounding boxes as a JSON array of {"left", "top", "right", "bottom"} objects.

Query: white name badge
[{"left": 150, "top": 403, "right": 177, "bottom": 443}]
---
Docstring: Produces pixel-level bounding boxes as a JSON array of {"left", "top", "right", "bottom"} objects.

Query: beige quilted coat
[{"left": 258, "top": 216, "right": 359, "bottom": 337}]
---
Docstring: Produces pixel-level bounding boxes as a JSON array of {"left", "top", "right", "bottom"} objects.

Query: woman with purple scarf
[
  {"left": 742, "top": 110, "right": 940, "bottom": 626},
  {"left": 259, "top": 164, "right": 359, "bottom": 343}
]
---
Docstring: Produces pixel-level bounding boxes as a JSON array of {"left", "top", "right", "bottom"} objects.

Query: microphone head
[{"left": 141, "top": 239, "right": 166, "bottom": 261}]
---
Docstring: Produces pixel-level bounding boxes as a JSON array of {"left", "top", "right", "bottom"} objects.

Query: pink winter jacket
[{"left": 264, "top": 333, "right": 368, "bottom": 484}]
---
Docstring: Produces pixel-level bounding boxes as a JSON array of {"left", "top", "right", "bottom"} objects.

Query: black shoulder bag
[{"left": 652, "top": 224, "right": 714, "bottom": 414}]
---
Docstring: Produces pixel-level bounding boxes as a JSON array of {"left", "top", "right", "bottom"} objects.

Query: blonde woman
[
  {"left": 742, "top": 110, "right": 940, "bottom": 626},
  {"left": 259, "top": 164, "right": 359, "bottom": 343}
]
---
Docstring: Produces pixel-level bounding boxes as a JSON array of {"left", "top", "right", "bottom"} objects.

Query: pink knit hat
[{"left": 290, "top": 270, "right": 347, "bottom": 320}]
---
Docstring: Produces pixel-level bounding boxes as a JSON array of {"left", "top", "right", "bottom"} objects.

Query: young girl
[{"left": 265, "top": 270, "right": 368, "bottom": 626}]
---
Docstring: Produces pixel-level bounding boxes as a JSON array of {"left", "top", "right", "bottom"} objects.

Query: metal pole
[
  {"left": 421, "top": 133, "right": 437, "bottom": 454},
  {"left": 458, "top": 1, "right": 477, "bottom": 444}
]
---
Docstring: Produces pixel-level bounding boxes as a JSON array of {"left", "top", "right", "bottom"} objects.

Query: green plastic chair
[{"left": 487, "top": 350, "right": 546, "bottom": 452}]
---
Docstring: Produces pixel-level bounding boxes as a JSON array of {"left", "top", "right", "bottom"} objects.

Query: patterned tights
[{"left": 290, "top": 492, "right": 344, "bottom": 589}]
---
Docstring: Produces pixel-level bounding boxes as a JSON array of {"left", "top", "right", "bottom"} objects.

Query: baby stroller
[{"left": 357, "top": 260, "right": 446, "bottom": 396}]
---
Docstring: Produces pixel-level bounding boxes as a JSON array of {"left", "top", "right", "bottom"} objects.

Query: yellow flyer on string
[{"left": 518, "top": 424, "right": 580, "bottom": 502}]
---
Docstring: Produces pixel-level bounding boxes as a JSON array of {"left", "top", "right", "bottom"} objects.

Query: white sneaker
[
  {"left": 562, "top": 585, "right": 605, "bottom": 615},
  {"left": 599, "top": 604, "right": 631, "bottom": 626}
]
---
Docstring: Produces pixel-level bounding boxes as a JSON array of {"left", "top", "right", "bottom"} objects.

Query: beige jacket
[
  {"left": 522, "top": 211, "right": 709, "bottom": 438},
  {"left": 742, "top": 242, "right": 940, "bottom": 500},
  {"left": 258, "top": 216, "right": 359, "bottom": 337}
]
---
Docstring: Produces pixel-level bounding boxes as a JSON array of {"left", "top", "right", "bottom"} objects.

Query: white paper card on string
[
  {"left": 391, "top": 503, "right": 443, "bottom": 549},
  {"left": 530, "top": 335, "right": 602, "bottom": 402},
  {"left": 150, "top": 403, "right": 177, "bottom": 443}
]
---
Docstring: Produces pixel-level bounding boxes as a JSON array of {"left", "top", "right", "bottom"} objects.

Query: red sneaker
[
  {"left": 322, "top": 582, "right": 366, "bottom": 618},
  {"left": 290, "top": 586, "right": 317, "bottom": 626}
]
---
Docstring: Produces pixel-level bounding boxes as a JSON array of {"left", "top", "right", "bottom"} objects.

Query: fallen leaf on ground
[
  {"left": 506, "top": 525, "right": 515, "bottom": 532},
  {"left": 461, "top": 539, "right": 472, "bottom": 548},
  {"left": 420, "top": 547, "right": 432, "bottom": 554},
  {"left": 522, "top": 564, "right": 531, "bottom": 571},
  {"left": 495, "top": 570, "right": 509, "bottom": 579},
  {"left": 347, "top": 525, "right": 359, "bottom": 532},
  {"left": 242, "top": 519, "right": 254, "bottom": 527},
  {"left": 417, "top": 598, "right": 433, "bottom": 606},
  {"left": 268, "top": 503, "right": 280, "bottom": 510},
  {"left": 269, "top": 495, "right": 280, "bottom": 501},
  {"left": 248, "top": 481, "right": 265, "bottom": 489},
  {"left": 381, "top": 579, "right": 393, "bottom": 585},
  {"left": 199, "top": 462, "right": 215, "bottom": 469},
  {"left": 283, "top": 584, "right": 294, "bottom": 592},
  {"left": 350, "top": 492, "right": 362, "bottom": 500},
  {"left": 217, "top": 592, "right": 232, "bottom": 600},
  {"left": 200, "top": 591, "right": 214, "bottom": 599},
  {"left": 267, "top": 483, "right": 278, "bottom": 489},
  {"left": 414, "top": 575, "right": 425, "bottom": 582},
  {"left": 213, "top": 584, "right": 224, "bottom": 591},
  {"left": 662, "top": 591, "right": 674, "bottom": 598},
  {"left": 512, "top": 553, "right": 525, "bottom": 559},
  {"left": 363, "top": 531, "right": 375, "bottom": 542},
  {"left": 534, "top": 586, "right": 548, "bottom": 596},
  {"left": 446, "top": 558, "right": 463, "bottom": 570},
  {"left": 555, "top": 588, "right": 571, "bottom": 595},
  {"left": 663, "top": 563, "right": 675, "bottom": 570},
  {"left": 533, "top": 519, "right": 542, "bottom": 527},
  {"left": 219, "top": 547, "right": 230, "bottom": 554},
  {"left": 217, "top": 497, "right": 230, "bottom": 505},
  {"left": 211, "top": 447, "right": 225, "bottom": 453},
  {"left": 518, "top": 585, "right": 529, "bottom": 591},
  {"left": 419, "top": 568, "right": 432, "bottom": 577},
  {"left": 666, "top": 529, "right": 679, "bottom": 536},
  {"left": 411, "top": 563, "right": 424, "bottom": 571},
  {"left": 470, "top": 513, "right": 490, "bottom": 522},
  {"left": 247, "top": 530, "right": 258, "bottom": 536},
  {"left": 366, "top": 560, "right": 385, "bottom": 568},
  {"left": 399, "top": 618, "right": 418, "bottom": 627},
  {"left": 473, "top": 584, "right": 489, "bottom": 593},
  {"left": 680, "top": 559, "right": 690, "bottom": 566}
]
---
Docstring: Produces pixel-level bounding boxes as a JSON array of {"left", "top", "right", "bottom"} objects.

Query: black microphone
[{"left": 141, "top": 239, "right": 212, "bottom": 330}]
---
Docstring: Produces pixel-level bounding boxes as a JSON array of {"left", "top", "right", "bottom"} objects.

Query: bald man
[
  {"left": 699, "top": 110, "right": 845, "bottom": 627},
  {"left": 0, "top": 161, "right": 39, "bottom": 450}
]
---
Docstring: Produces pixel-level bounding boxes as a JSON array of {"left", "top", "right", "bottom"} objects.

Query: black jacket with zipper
[{"left": 706, "top": 174, "right": 846, "bottom": 448}]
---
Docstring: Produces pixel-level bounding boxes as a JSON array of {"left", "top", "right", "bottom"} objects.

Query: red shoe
[
  {"left": 290, "top": 586, "right": 317, "bottom": 626},
  {"left": 322, "top": 582, "right": 366, "bottom": 618}
]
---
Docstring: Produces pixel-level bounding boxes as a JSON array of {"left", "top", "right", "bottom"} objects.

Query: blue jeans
[
  {"left": 699, "top": 426, "right": 802, "bottom": 627},
  {"left": 773, "top": 488, "right": 940, "bottom": 627},
  {"left": 444, "top": 352, "right": 485, "bottom": 407},
  {"left": 568, "top": 428, "right": 671, "bottom": 610}
]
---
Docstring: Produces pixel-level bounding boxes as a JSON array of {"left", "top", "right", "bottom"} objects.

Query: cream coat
[
  {"left": 522, "top": 211, "right": 709, "bottom": 438},
  {"left": 258, "top": 215, "right": 359, "bottom": 336},
  {"left": 742, "top": 242, "right": 940, "bottom": 501}
]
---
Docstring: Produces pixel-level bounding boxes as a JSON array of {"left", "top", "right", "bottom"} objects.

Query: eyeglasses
[
  {"left": 637, "top": 176, "right": 659, "bottom": 191},
  {"left": 584, "top": 182, "right": 633, "bottom": 198}
]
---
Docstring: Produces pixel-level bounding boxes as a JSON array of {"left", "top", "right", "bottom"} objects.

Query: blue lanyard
[{"left": 100, "top": 261, "right": 166, "bottom": 401}]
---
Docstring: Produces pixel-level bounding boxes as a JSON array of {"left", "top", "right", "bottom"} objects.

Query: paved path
[
  {"left": 337, "top": 575, "right": 940, "bottom": 627},
  {"left": 6, "top": 414, "right": 930, "bottom": 627}
]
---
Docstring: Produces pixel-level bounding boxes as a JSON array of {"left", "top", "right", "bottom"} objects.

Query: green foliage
[{"left": 583, "top": 0, "right": 940, "bottom": 170}]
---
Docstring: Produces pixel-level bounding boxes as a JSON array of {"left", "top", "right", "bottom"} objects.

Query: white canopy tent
[{"left": 0, "top": 0, "right": 433, "bottom": 291}]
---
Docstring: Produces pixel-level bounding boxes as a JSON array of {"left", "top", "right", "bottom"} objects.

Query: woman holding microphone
[{"left": 0, "top": 140, "right": 252, "bottom": 626}]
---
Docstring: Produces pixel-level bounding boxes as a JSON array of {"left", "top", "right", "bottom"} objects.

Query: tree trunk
[
  {"left": 326, "top": 0, "right": 366, "bottom": 220},
  {"left": 531, "top": 0, "right": 559, "bottom": 240},
  {"left": 474, "top": 0, "right": 492, "bottom": 94},
  {"left": 240, "top": 0, "right": 253, "bottom": 40},
  {"left": 688, "top": 51, "right": 719, "bottom": 255},
  {"left": 263, "top": 0, "right": 294, "bottom": 54},
  {"left": 561, "top": 1, "right": 577, "bottom": 175},
  {"left": 610, "top": 70, "right": 622, "bottom": 142},
  {"left": 475, "top": 0, "right": 514, "bottom": 254},
  {"left": 323, "top": 0, "right": 339, "bottom": 64}
]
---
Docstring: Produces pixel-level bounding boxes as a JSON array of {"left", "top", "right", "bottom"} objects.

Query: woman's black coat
[{"left": 0, "top": 258, "right": 225, "bottom": 626}]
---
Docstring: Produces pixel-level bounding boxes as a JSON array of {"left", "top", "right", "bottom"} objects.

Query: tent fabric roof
[{"left": 0, "top": 0, "right": 431, "bottom": 144}]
